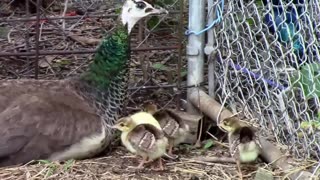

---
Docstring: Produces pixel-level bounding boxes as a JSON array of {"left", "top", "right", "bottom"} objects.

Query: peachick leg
[
  {"left": 151, "top": 158, "right": 164, "bottom": 171},
  {"left": 236, "top": 160, "right": 243, "bottom": 180}
]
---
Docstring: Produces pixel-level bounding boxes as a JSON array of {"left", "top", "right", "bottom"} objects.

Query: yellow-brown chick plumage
[
  {"left": 143, "top": 102, "right": 189, "bottom": 157},
  {"left": 219, "top": 116, "right": 262, "bottom": 179},
  {"left": 112, "top": 112, "right": 168, "bottom": 170}
]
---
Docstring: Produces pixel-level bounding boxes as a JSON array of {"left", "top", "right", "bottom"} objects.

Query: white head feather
[{"left": 121, "top": 0, "right": 168, "bottom": 33}]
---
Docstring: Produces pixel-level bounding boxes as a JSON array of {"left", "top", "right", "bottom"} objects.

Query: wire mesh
[{"left": 210, "top": 0, "right": 320, "bottom": 162}]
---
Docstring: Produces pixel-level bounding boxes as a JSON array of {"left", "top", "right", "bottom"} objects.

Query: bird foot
[
  {"left": 129, "top": 156, "right": 147, "bottom": 170},
  {"left": 151, "top": 158, "right": 165, "bottom": 171},
  {"left": 166, "top": 145, "right": 179, "bottom": 159},
  {"left": 166, "top": 152, "right": 179, "bottom": 160}
]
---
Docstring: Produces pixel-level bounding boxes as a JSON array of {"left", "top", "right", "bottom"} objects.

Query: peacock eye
[{"left": 136, "top": 2, "right": 146, "bottom": 9}]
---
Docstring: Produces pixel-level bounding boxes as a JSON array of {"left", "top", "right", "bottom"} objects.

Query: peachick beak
[
  {"left": 111, "top": 125, "right": 117, "bottom": 129},
  {"left": 218, "top": 124, "right": 227, "bottom": 132},
  {"left": 106, "top": 124, "right": 117, "bottom": 129}
]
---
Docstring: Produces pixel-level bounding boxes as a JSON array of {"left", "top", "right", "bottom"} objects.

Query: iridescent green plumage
[
  {"left": 82, "top": 24, "right": 130, "bottom": 90},
  {"left": 71, "top": 22, "right": 131, "bottom": 130}
]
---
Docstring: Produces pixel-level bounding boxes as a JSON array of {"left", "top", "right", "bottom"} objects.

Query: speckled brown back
[{"left": 0, "top": 79, "right": 107, "bottom": 167}]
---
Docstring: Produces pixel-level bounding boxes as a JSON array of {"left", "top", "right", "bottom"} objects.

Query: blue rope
[
  {"left": 230, "top": 62, "right": 288, "bottom": 91},
  {"left": 185, "top": 0, "right": 224, "bottom": 36}
]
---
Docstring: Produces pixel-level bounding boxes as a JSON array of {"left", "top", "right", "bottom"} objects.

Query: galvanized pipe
[
  {"left": 205, "top": 0, "right": 216, "bottom": 97},
  {"left": 186, "top": 0, "right": 206, "bottom": 113}
]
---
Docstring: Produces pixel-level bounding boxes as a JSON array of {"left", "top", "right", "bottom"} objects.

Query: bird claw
[
  {"left": 151, "top": 158, "right": 165, "bottom": 171},
  {"left": 165, "top": 144, "right": 179, "bottom": 160},
  {"left": 165, "top": 152, "right": 179, "bottom": 160}
]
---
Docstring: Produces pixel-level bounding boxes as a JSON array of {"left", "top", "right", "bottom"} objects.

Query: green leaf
[
  {"left": 246, "top": 18, "right": 254, "bottom": 26},
  {"left": 114, "top": 7, "right": 121, "bottom": 15},
  {"left": 56, "top": 59, "right": 71, "bottom": 66},
  {"left": 147, "top": 16, "right": 160, "bottom": 29},
  {"left": 300, "top": 121, "right": 312, "bottom": 129},
  {"left": 37, "top": 160, "right": 52, "bottom": 164},
  {"left": 63, "top": 159, "right": 75, "bottom": 171},
  {"left": 255, "top": 0, "right": 264, "bottom": 7},
  {"left": 300, "top": 120, "right": 320, "bottom": 130},
  {"left": 180, "top": 69, "right": 188, "bottom": 77},
  {"left": 152, "top": 63, "right": 170, "bottom": 71},
  {"left": 289, "top": 63, "right": 320, "bottom": 99},
  {"left": 203, "top": 139, "right": 214, "bottom": 149}
]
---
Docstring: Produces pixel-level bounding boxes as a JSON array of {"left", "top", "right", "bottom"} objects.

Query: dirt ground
[{"left": 0, "top": 144, "right": 277, "bottom": 180}]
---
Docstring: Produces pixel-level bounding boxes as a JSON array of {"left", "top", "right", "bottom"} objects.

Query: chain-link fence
[{"left": 209, "top": 0, "right": 320, "bottom": 163}]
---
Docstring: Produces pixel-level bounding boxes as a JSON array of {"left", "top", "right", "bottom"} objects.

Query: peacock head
[{"left": 121, "top": 0, "right": 168, "bottom": 33}]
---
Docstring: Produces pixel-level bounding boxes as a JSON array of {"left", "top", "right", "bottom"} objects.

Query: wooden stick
[
  {"left": 192, "top": 156, "right": 235, "bottom": 163},
  {"left": 188, "top": 88, "right": 316, "bottom": 180}
]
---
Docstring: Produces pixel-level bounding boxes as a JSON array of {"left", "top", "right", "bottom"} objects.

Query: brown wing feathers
[
  {"left": 128, "top": 124, "right": 164, "bottom": 152},
  {"left": 0, "top": 80, "right": 103, "bottom": 167},
  {"left": 152, "top": 109, "right": 184, "bottom": 138}
]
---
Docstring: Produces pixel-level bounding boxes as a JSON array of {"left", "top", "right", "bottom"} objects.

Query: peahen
[
  {"left": 263, "top": 0, "right": 309, "bottom": 68},
  {"left": 0, "top": 0, "right": 167, "bottom": 167}
]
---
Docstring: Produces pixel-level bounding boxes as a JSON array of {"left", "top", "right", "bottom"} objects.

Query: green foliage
[
  {"left": 0, "top": 27, "right": 9, "bottom": 39},
  {"left": 203, "top": 139, "right": 215, "bottom": 150},
  {"left": 37, "top": 159, "right": 52, "bottom": 164},
  {"left": 255, "top": 0, "right": 264, "bottom": 7},
  {"left": 147, "top": 16, "right": 161, "bottom": 29},
  {"left": 152, "top": 63, "right": 187, "bottom": 80},
  {"left": 152, "top": 63, "right": 170, "bottom": 71},
  {"left": 63, "top": 159, "right": 75, "bottom": 171},
  {"left": 155, "top": 0, "right": 177, "bottom": 7},
  {"left": 36, "top": 160, "right": 58, "bottom": 177},
  {"left": 300, "top": 120, "right": 320, "bottom": 130},
  {"left": 289, "top": 63, "right": 320, "bottom": 133},
  {"left": 246, "top": 18, "right": 255, "bottom": 26},
  {"left": 180, "top": 69, "right": 187, "bottom": 78},
  {"left": 289, "top": 63, "right": 320, "bottom": 99},
  {"left": 300, "top": 110, "right": 320, "bottom": 131}
]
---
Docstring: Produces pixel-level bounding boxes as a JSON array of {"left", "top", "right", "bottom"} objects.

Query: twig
[
  {"left": 191, "top": 156, "right": 236, "bottom": 163},
  {"left": 61, "top": 0, "right": 69, "bottom": 31}
]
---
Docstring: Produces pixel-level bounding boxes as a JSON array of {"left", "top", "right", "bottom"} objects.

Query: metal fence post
[
  {"left": 186, "top": 0, "right": 206, "bottom": 113},
  {"left": 205, "top": 0, "right": 216, "bottom": 97}
]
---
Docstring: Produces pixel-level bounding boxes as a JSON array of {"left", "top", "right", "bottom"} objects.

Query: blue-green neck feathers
[{"left": 81, "top": 24, "right": 130, "bottom": 90}]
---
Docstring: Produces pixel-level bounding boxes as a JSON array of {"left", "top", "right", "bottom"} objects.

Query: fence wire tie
[{"left": 185, "top": 0, "right": 224, "bottom": 36}]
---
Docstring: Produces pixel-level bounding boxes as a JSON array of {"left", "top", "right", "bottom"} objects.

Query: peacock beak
[{"left": 149, "top": 7, "right": 168, "bottom": 15}]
